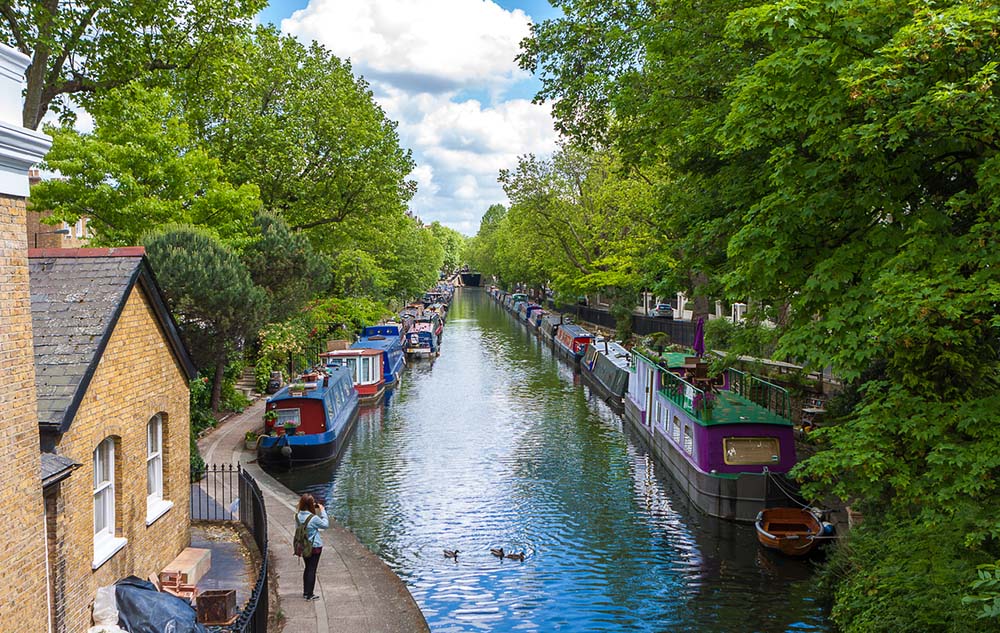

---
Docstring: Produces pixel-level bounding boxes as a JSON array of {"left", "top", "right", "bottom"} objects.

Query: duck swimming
[
  {"left": 443, "top": 549, "right": 459, "bottom": 559},
  {"left": 505, "top": 552, "right": 525, "bottom": 561},
  {"left": 490, "top": 547, "right": 505, "bottom": 558}
]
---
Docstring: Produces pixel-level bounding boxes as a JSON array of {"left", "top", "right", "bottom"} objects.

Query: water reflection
[{"left": 274, "top": 289, "right": 829, "bottom": 632}]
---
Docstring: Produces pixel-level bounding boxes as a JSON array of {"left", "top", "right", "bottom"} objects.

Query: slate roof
[
  {"left": 40, "top": 452, "right": 79, "bottom": 488},
  {"left": 28, "top": 248, "right": 196, "bottom": 433}
]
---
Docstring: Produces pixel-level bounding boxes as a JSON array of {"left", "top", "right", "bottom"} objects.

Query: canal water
[{"left": 275, "top": 289, "right": 829, "bottom": 632}]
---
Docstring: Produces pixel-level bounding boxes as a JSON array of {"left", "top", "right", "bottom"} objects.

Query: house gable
[{"left": 29, "top": 248, "right": 196, "bottom": 435}]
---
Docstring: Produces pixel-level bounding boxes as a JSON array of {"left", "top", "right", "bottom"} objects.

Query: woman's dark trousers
[{"left": 303, "top": 547, "right": 322, "bottom": 597}]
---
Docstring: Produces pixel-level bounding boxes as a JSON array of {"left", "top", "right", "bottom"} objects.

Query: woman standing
[{"left": 296, "top": 493, "right": 329, "bottom": 600}]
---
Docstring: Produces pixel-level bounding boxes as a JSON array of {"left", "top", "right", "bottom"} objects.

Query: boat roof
[
  {"left": 559, "top": 324, "right": 594, "bottom": 338},
  {"left": 321, "top": 348, "right": 382, "bottom": 358},
  {"left": 590, "top": 339, "right": 632, "bottom": 369},
  {"left": 268, "top": 365, "right": 353, "bottom": 402},
  {"left": 352, "top": 335, "right": 402, "bottom": 352},
  {"left": 702, "top": 389, "right": 793, "bottom": 427},
  {"left": 410, "top": 322, "right": 434, "bottom": 332}
]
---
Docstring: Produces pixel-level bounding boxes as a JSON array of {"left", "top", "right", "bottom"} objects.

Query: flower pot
[{"left": 245, "top": 439, "right": 258, "bottom": 451}]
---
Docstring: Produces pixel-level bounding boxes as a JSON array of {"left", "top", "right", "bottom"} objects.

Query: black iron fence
[
  {"left": 552, "top": 303, "right": 697, "bottom": 346},
  {"left": 191, "top": 464, "right": 269, "bottom": 632}
]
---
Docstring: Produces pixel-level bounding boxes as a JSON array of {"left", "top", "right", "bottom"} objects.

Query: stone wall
[
  {"left": 48, "top": 284, "right": 191, "bottom": 632},
  {"left": 0, "top": 194, "right": 50, "bottom": 629}
]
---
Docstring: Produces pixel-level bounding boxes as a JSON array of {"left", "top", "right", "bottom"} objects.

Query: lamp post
[{"left": 34, "top": 227, "right": 70, "bottom": 248}]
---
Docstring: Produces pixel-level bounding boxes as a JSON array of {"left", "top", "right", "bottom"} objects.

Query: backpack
[{"left": 293, "top": 514, "right": 315, "bottom": 558}]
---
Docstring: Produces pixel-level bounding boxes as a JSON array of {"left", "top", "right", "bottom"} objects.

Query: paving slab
[{"left": 198, "top": 398, "right": 429, "bottom": 633}]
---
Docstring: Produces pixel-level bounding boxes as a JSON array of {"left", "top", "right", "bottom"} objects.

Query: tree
[
  {"left": 428, "top": 221, "right": 466, "bottom": 274},
  {"left": 241, "top": 211, "right": 331, "bottom": 322},
  {"left": 31, "top": 84, "right": 260, "bottom": 246},
  {"left": 181, "top": 26, "right": 415, "bottom": 241},
  {"left": 144, "top": 225, "right": 268, "bottom": 411},
  {"left": 0, "top": 0, "right": 264, "bottom": 129}
]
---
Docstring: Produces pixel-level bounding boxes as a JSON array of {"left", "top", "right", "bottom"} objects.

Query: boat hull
[
  {"left": 258, "top": 408, "right": 359, "bottom": 468},
  {"left": 623, "top": 398, "right": 790, "bottom": 522},
  {"left": 581, "top": 367, "right": 625, "bottom": 413}
]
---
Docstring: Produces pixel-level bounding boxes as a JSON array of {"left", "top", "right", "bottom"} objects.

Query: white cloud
[
  {"left": 282, "top": 0, "right": 532, "bottom": 94},
  {"left": 282, "top": 0, "right": 559, "bottom": 234}
]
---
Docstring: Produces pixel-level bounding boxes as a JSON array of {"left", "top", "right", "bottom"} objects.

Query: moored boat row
[
  {"left": 487, "top": 285, "right": 819, "bottom": 546},
  {"left": 258, "top": 281, "right": 456, "bottom": 468}
]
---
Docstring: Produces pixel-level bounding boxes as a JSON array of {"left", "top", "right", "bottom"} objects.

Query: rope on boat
[{"left": 763, "top": 467, "right": 815, "bottom": 510}]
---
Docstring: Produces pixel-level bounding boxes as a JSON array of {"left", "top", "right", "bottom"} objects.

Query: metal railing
[
  {"left": 551, "top": 302, "right": 697, "bottom": 344},
  {"left": 726, "top": 368, "right": 791, "bottom": 420},
  {"left": 658, "top": 369, "right": 708, "bottom": 421},
  {"left": 191, "top": 464, "right": 268, "bottom": 632}
]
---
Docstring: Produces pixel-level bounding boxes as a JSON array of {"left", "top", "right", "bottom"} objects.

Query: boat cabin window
[
  {"left": 361, "top": 356, "right": 373, "bottom": 382},
  {"left": 276, "top": 408, "right": 301, "bottom": 429},
  {"left": 683, "top": 425, "right": 694, "bottom": 455},
  {"left": 671, "top": 416, "right": 682, "bottom": 444},
  {"left": 723, "top": 437, "right": 780, "bottom": 465}
]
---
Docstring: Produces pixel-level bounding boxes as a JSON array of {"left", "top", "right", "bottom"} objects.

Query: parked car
[{"left": 648, "top": 303, "right": 674, "bottom": 319}]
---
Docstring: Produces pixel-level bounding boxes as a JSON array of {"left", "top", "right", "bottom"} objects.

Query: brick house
[
  {"left": 0, "top": 44, "right": 197, "bottom": 632},
  {"left": 31, "top": 248, "right": 197, "bottom": 631}
]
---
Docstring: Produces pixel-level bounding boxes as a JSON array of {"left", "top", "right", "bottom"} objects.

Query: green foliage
[
  {"left": 145, "top": 225, "right": 268, "bottom": 410},
  {"left": 180, "top": 25, "right": 416, "bottom": 263},
  {"left": 428, "top": 222, "right": 467, "bottom": 274},
  {"left": 32, "top": 85, "right": 261, "bottom": 246},
  {"left": 0, "top": 0, "right": 264, "bottom": 129},
  {"left": 703, "top": 318, "right": 734, "bottom": 351},
  {"left": 188, "top": 377, "right": 215, "bottom": 435},
  {"left": 821, "top": 516, "right": 1000, "bottom": 633},
  {"left": 189, "top": 431, "right": 206, "bottom": 482},
  {"left": 964, "top": 562, "right": 1000, "bottom": 620},
  {"left": 241, "top": 211, "right": 330, "bottom": 322}
]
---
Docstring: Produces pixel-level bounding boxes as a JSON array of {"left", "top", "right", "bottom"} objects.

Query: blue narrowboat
[
  {"left": 405, "top": 321, "right": 439, "bottom": 358},
  {"left": 352, "top": 333, "right": 405, "bottom": 388},
  {"left": 258, "top": 366, "right": 359, "bottom": 467},
  {"left": 362, "top": 322, "right": 408, "bottom": 345}
]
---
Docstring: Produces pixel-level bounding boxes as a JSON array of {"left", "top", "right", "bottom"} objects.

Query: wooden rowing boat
[{"left": 754, "top": 507, "right": 824, "bottom": 556}]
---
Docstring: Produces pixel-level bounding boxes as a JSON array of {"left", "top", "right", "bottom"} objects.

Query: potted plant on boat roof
[
  {"left": 694, "top": 391, "right": 716, "bottom": 421},
  {"left": 289, "top": 382, "right": 306, "bottom": 396}
]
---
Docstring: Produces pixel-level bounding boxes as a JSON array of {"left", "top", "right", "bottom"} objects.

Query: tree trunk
[
  {"left": 688, "top": 271, "right": 712, "bottom": 321},
  {"left": 210, "top": 357, "right": 226, "bottom": 412},
  {"left": 22, "top": 0, "right": 59, "bottom": 130}
]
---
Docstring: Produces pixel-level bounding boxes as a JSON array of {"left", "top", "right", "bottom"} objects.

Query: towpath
[{"left": 197, "top": 399, "right": 429, "bottom": 633}]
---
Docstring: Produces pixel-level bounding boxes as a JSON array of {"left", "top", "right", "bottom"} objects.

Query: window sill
[
  {"left": 93, "top": 536, "right": 127, "bottom": 570},
  {"left": 146, "top": 499, "right": 174, "bottom": 526}
]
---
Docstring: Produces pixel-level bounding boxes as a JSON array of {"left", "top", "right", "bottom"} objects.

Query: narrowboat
[
  {"left": 553, "top": 324, "right": 596, "bottom": 365},
  {"left": 258, "top": 366, "right": 359, "bottom": 467},
  {"left": 362, "top": 322, "right": 409, "bottom": 345},
  {"left": 539, "top": 313, "right": 563, "bottom": 344},
  {"left": 755, "top": 507, "right": 827, "bottom": 556},
  {"left": 351, "top": 333, "right": 405, "bottom": 388},
  {"left": 320, "top": 348, "right": 385, "bottom": 404},
  {"left": 405, "top": 322, "right": 439, "bottom": 358},
  {"left": 510, "top": 292, "right": 528, "bottom": 304},
  {"left": 518, "top": 303, "right": 543, "bottom": 324},
  {"left": 622, "top": 349, "right": 797, "bottom": 522},
  {"left": 414, "top": 312, "right": 443, "bottom": 341},
  {"left": 581, "top": 338, "right": 631, "bottom": 412}
]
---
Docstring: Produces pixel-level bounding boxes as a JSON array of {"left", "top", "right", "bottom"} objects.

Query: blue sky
[{"left": 260, "top": 0, "right": 562, "bottom": 234}]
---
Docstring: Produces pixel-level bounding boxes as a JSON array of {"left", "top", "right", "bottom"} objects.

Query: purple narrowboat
[{"left": 623, "top": 349, "right": 797, "bottom": 522}]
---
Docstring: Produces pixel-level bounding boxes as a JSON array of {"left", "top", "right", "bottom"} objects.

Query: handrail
[
  {"left": 658, "top": 369, "right": 708, "bottom": 421},
  {"left": 726, "top": 368, "right": 791, "bottom": 420}
]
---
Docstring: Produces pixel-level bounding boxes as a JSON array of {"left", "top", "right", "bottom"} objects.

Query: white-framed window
[
  {"left": 276, "top": 408, "right": 301, "bottom": 428},
  {"left": 146, "top": 414, "right": 173, "bottom": 525},
  {"left": 683, "top": 425, "right": 694, "bottom": 455},
  {"left": 93, "top": 437, "right": 126, "bottom": 568},
  {"left": 671, "top": 416, "right": 682, "bottom": 444},
  {"left": 361, "top": 356, "right": 372, "bottom": 382}
]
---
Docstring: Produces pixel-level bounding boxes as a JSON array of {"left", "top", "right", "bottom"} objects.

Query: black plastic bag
[{"left": 114, "top": 576, "right": 207, "bottom": 633}]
